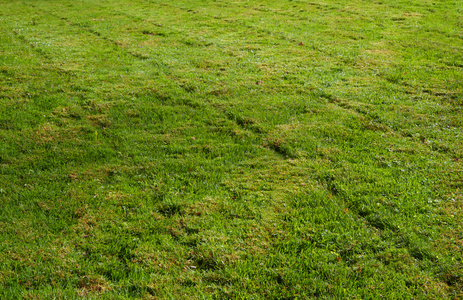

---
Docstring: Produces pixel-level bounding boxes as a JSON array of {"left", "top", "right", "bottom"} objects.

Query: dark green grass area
[{"left": 0, "top": 0, "right": 462, "bottom": 298}]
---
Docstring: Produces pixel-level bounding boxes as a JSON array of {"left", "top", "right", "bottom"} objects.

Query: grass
[{"left": 0, "top": 0, "right": 462, "bottom": 298}]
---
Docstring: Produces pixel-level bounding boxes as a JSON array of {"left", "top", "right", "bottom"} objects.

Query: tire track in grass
[
  {"left": 24, "top": 0, "right": 223, "bottom": 84},
  {"left": 31, "top": 0, "right": 356, "bottom": 100},
  {"left": 22, "top": 0, "right": 187, "bottom": 103},
  {"left": 4, "top": 8, "right": 75, "bottom": 78},
  {"left": 125, "top": 0, "right": 385, "bottom": 49},
  {"left": 106, "top": 0, "right": 381, "bottom": 101},
  {"left": 318, "top": 85, "right": 463, "bottom": 162},
  {"left": 59, "top": 0, "right": 324, "bottom": 56},
  {"left": 25, "top": 2, "right": 153, "bottom": 62}
]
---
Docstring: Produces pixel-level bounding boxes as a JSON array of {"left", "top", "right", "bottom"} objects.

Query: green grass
[{"left": 0, "top": 0, "right": 462, "bottom": 298}]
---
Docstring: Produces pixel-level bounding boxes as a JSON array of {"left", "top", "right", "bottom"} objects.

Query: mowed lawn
[{"left": 0, "top": 0, "right": 462, "bottom": 298}]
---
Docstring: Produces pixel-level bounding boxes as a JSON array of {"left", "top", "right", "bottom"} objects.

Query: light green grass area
[{"left": 0, "top": 0, "right": 462, "bottom": 298}]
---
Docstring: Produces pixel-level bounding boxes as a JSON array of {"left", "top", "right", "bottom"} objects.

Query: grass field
[{"left": 0, "top": 0, "right": 462, "bottom": 298}]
